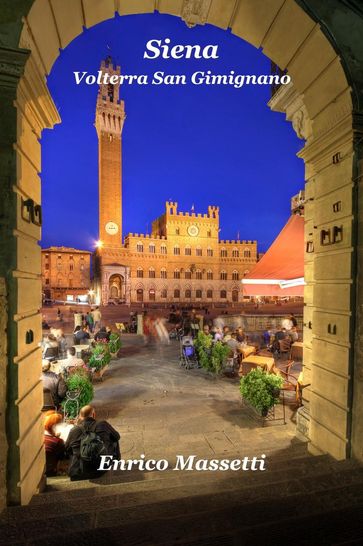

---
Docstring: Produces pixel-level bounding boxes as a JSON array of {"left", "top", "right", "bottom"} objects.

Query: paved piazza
[{"left": 92, "top": 335, "right": 298, "bottom": 463}]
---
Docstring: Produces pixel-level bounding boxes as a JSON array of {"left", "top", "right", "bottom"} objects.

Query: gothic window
[
  {"left": 149, "top": 244, "right": 155, "bottom": 254},
  {"left": 137, "top": 267, "right": 143, "bottom": 278},
  {"left": 220, "top": 271, "right": 227, "bottom": 281},
  {"left": 136, "top": 242, "right": 144, "bottom": 252},
  {"left": 149, "top": 268, "right": 155, "bottom": 278},
  {"left": 232, "top": 270, "right": 239, "bottom": 281},
  {"left": 207, "top": 248, "right": 213, "bottom": 257},
  {"left": 196, "top": 270, "right": 202, "bottom": 280},
  {"left": 176, "top": 228, "right": 180, "bottom": 235},
  {"left": 185, "top": 246, "right": 191, "bottom": 256},
  {"left": 161, "top": 268, "right": 167, "bottom": 279},
  {"left": 220, "top": 290, "right": 227, "bottom": 299},
  {"left": 207, "top": 270, "right": 213, "bottom": 280},
  {"left": 174, "top": 269, "right": 181, "bottom": 279},
  {"left": 185, "top": 289, "right": 191, "bottom": 298},
  {"left": 232, "top": 248, "right": 239, "bottom": 258},
  {"left": 70, "top": 263, "right": 74, "bottom": 271},
  {"left": 220, "top": 248, "right": 227, "bottom": 258},
  {"left": 149, "top": 289, "right": 155, "bottom": 302},
  {"left": 196, "top": 289, "right": 202, "bottom": 299},
  {"left": 174, "top": 289, "right": 180, "bottom": 299},
  {"left": 196, "top": 247, "right": 202, "bottom": 257},
  {"left": 174, "top": 246, "right": 180, "bottom": 255},
  {"left": 160, "top": 244, "right": 167, "bottom": 254},
  {"left": 185, "top": 270, "right": 192, "bottom": 279},
  {"left": 161, "top": 289, "right": 167, "bottom": 298},
  {"left": 244, "top": 248, "right": 251, "bottom": 258},
  {"left": 207, "top": 289, "right": 213, "bottom": 299}
]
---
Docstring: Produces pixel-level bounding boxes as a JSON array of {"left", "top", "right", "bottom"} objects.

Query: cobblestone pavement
[{"left": 92, "top": 336, "right": 299, "bottom": 464}]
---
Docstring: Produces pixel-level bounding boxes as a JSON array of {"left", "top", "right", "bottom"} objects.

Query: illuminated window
[
  {"left": 136, "top": 242, "right": 144, "bottom": 252},
  {"left": 232, "top": 248, "right": 239, "bottom": 258},
  {"left": 207, "top": 248, "right": 213, "bottom": 257},
  {"left": 220, "top": 271, "right": 227, "bottom": 280},
  {"left": 149, "top": 244, "right": 155, "bottom": 254},
  {"left": 174, "top": 246, "right": 180, "bottom": 255},
  {"left": 160, "top": 245, "right": 167, "bottom": 254},
  {"left": 220, "top": 248, "right": 227, "bottom": 257}
]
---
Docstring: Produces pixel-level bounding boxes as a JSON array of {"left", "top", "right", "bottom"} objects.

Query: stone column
[{"left": 137, "top": 314, "right": 144, "bottom": 336}]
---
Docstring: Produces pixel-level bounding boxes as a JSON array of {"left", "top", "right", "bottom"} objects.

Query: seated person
[
  {"left": 42, "top": 361, "right": 67, "bottom": 409},
  {"left": 236, "top": 327, "right": 246, "bottom": 344},
  {"left": 42, "top": 334, "right": 59, "bottom": 357},
  {"left": 63, "top": 347, "right": 85, "bottom": 370},
  {"left": 65, "top": 405, "right": 120, "bottom": 481},
  {"left": 94, "top": 326, "right": 110, "bottom": 342},
  {"left": 289, "top": 326, "right": 299, "bottom": 343},
  {"left": 279, "top": 335, "right": 292, "bottom": 354},
  {"left": 74, "top": 326, "right": 91, "bottom": 345},
  {"left": 222, "top": 326, "right": 231, "bottom": 342},
  {"left": 225, "top": 332, "right": 241, "bottom": 352},
  {"left": 44, "top": 412, "right": 66, "bottom": 476}
]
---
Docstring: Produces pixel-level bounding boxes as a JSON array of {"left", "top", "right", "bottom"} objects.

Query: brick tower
[{"left": 95, "top": 56, "right": 126, "bottom": 247}]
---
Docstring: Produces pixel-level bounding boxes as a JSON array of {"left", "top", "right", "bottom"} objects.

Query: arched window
[
  {"left": 185, "top": 246, "right": 191, "bottom": 256},
  {"left": 161, "top": 289, "right": 167, "bottom": 298},
  {"left": 207, "top": 248, "right": 213, "bottom": 257},
  {"left": 136, "top": 242, "right": 143, "bottom": 252},
  {"left": 174, "top": 289, "right": 180, "bottom": 299},
  {"left": 220, "top": 290, "right": 227, "bottom": 299},
  {"left": 207, "top": 289, "right": 213, "bottom": 299},
  {"left": 232, "top": 289, "right": 239, "bottom": 302},
  {"left": 148, "top": 268, "right": 155, "bottom": 278},
  {"left": 137, "top": 267, "right": 143, "bottom": 278},
  {"left": 136, "top": 289, "right": 143, "bottom": 302},
  {"left": 220, "top": 248, "right": 227, "bottom": 258},
  {"left": 149, "top": 243, "right": 155, "bottom": 254},
  {"left": 195, "top": 269, "right": 202, "bottom": 280},
  {"left": 185, "top": 289, "right": 191, "bottom": 298},
  {"left": 185, "top": 269, "right": 192, "bottom": 279},
  {"left": 149, "top": 289, "right": 155, "bottom": 301},
  {"left": 160, "top": 244, "right": 167, "bottom": 255},
  {"left": 173, "top": 246, "right": 180, "bottom": 255},
  {"left": 160, "top": 268, "right": 167, "bottom": 279},
  {"left": 196, "top": 289, "right": 202, "bottom": 299},
  {"left": 196, "top": 247, "right": 202, "bottom": 256},
  {"left": 232, "top": 248, "right": 239, "bottom": 258},
  {"left": 220, "top": 270, "right": 227, "bottom": 280},
  {"left": 244, "top": 248, "right": 251, "bottom": 258},
  {"left": 174, "top": 269, "right": 180, "bottom": 279},
  {"left": 207, "top": 270, "right": 213, "bottom": 280},
  {"left": 232, "top": 270, "right": 239, "bottom": 281}
]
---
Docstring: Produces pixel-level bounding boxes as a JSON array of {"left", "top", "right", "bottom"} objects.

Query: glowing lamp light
[
  {"left": 95, "top": 240, "right": 103, "bottom": 249},
  {"left": 88, "top": 289, "right": 95, "bottom": 296}
]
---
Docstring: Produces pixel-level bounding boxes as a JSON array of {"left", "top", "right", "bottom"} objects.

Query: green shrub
[
  {"left": 194, "top": 332, "right": 230, "bottom": 374},
  {"left": 210, "top": 342, "right": 231, "bottom": 375},
  {"left": 240, "top": 368, "right": 283, "bottom": 414},
  {"left": 61, "top": 371, "right": 94, "bottom": 419},
  {"left": 109, "top": 332, "right": 121, "bottom": 354},
  {"left": 88, "top": 343, "right": 111, "bottom": 371}
]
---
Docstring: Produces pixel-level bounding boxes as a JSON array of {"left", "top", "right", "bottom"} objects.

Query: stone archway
[
  {"left": 0, "top": 0, "right": 362, "bottom": 508},
  {"left": 109, "top": 274, "right": 123, "bottom": 300}
]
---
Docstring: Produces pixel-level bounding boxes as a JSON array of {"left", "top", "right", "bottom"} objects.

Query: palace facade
[{"left": 92, "top": 57, "right": 257, "bottom": 304}]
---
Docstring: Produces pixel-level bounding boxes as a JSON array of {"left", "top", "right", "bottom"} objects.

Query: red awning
[{"left": 242, "top": 214, "right": 304, "bottom": 297}]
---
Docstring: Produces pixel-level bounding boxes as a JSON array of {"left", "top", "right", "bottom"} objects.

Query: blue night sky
[{"left": 41, "top": 12, "right": 304, "bottom": 253}]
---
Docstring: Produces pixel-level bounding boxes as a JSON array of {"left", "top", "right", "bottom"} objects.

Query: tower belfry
[{"left": 95, "top": 57, "right": 126, "bottom": 247}]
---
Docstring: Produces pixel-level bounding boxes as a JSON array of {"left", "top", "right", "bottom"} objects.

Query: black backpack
[{"left": 79, "top": 421, "right": 107, "bottom": 466}]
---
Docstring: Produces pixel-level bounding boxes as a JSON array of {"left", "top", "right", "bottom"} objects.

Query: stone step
[
  {"left": 2, "top": 457, "right": 362, "bottom": 541},
  {"left": 4, "top": 471, "right": 363, "bottom": 546}
]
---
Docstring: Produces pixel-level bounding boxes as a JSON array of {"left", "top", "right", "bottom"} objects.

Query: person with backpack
[{"left": 65, "top": 405, "right": 120, "bottom": 481}]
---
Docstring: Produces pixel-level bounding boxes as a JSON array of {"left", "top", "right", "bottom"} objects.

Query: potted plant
[
  {"left": 61, "top": 369, "right": 94, "bottom": 420},
  {"left": 88, "top": 341, "right": 111, "bottom": 380},
  {"left": 194, "top": 332, "right": 230, "bottom": 375},
  {"left": 108, "top": 332, "right": 121, "bottom": 357},
  {"left": 210, "top": 341, "right": 231, "bottom": 375},
  {"left": 240, "top": 368, "right": 283, "bottom": 416}
]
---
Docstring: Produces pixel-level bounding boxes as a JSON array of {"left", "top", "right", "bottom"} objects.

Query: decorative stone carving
[
  {"left": 181, "top": 0, "right": 212, "bottom": 28},
  {"left": 292, "top": 105, "right": 312, "bottom": 141},
  {"left": 268, "top": 81, "right": 313, "bottom": 142},
  {"left": 0, "top": 47, "right": 29, "bottom": 89}
]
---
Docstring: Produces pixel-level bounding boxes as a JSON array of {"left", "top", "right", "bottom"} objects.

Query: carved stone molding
[
  {"left": 181, "top": 0, "right": 212, "bottom": 28},
  {"left": 268, "top": 81, "right": 313, "bottom": 142},
  {"left": 0, "top": 47, "right": 29, "bottom": 90}
]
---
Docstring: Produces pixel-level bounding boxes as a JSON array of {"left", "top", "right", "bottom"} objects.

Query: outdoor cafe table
[
  {"left": 291, "top": 341, "right": 303, "bottom": 360},
  {"left": 72, "top": 344, "right": 91, "bottom": 357},
  {"left": 240, "top": 355, "right": 275, "bottom": 376},
  {"left": 239, "top": 345, "right": 256, "bottom": 359}
]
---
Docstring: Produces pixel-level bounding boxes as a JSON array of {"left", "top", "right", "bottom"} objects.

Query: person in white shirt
[
  {"left": 281, "top": 317, "right": 293, "bottom": 331},
  {"left": 63, "top": 347, "right": 85, "bottom": 370}
]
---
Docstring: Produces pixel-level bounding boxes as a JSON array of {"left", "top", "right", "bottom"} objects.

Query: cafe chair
[{"left": 43, "top": 346, "right": 59, "bottom": 361}]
